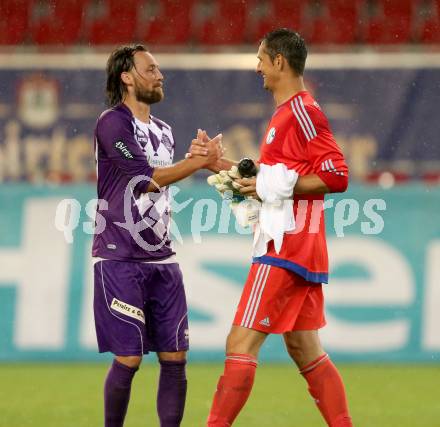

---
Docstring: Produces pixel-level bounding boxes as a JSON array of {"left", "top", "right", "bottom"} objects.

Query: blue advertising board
[
  {"left": 0, "top": 64, "right": 439, "bottom": 182},
  {"left": 0, "top": 183, "right": 439, "bottom": 362}
]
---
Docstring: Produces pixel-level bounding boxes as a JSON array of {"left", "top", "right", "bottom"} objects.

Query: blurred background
[{"left": 0, "top": 0, "right": 439, "bottom": 426}]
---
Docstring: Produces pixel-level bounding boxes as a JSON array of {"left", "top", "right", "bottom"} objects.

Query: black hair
[
  {"left": 106, "top": 44, "right": 148, "bottom": 106},
  {"left": 261, "top": 28, "right": 307, "bottom": 76}
]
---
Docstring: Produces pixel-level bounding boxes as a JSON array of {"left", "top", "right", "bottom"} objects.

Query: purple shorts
[{"left": 93, "top": 260, "right": 189, "bottom": 356}]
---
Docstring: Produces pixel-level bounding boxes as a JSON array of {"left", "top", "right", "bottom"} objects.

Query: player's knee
[
  {"left": 226, "top": 331, "right": 238, "bottom": 351},
  {"left": 225, "top": 331, "right": 249, "bottom": 354},
  {"left": 285, "top": 331, "right": 324, "bottom": 367},
  {"left": 285, "top": 339, "right": 304, "bottom": 363},
  {"left": 158, "top": 351, "right": 187, "bottom": 362},
  {"left": 285, "top": 333, "right": 313, "bottom": 365},
  {"left": 225, "top": 329, "right": 264, "bottom": 357},
  {"left": 116, "top": 355, "right": 143, "bottom": 369}
]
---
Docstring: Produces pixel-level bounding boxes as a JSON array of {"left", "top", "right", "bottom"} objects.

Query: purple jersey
[{"left": 92, "top": 103, "right": 175, "bottom": 261}]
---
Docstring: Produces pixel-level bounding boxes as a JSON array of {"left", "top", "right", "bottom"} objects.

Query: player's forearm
[
  {"left": 146, "top": 157, "right": 204, "bottom": 191},
  {"left": 207, "top": 157, "right": 237, "bottom": 173},
  {"left": 294, "top": 174, "right": 330, "bottom": 195}
]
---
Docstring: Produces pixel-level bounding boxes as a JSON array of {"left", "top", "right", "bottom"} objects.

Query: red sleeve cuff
[{"left": 317, "top": 171, "right": 349, "bottom": 193}]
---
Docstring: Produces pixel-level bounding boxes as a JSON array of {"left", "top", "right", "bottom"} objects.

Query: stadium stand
[
  {"left": 88, "top": 0, "right": 140, "bottom": 44},
  {"left": 306, "top": 0, "right": 362, "bottom": 45},
  {"left": 0, "top": 0, "right": 439, "bottom": 47},
  {"left": 251, "top": 0, "right": 306, "bottom": 43},
  {"left": 0, "top": 0, "right": 438, "bottom": 183},
  {"left": 139, "top": 0, "right": 195, "bottom": 45},
  {"left": 417, "top": 0, "right": 440, "bottom": 43},
  {"left": 362, "top": 0, "right": 416, "bottom": 44},
  {"left": 198, "top": 0, "right": 249, "bottom": 45},
  {"left": 0, "top": 0, "right": 34, "bottom": 45},
  {"left": 31, "top": 0, "right": 89, "bottom": 45}
]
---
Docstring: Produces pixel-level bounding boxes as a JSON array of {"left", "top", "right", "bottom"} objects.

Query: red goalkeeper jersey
[{"left": 253, "top": 90, "right": 349, "bottom": 284}]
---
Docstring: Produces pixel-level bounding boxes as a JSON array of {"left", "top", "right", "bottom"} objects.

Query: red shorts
[{"left": 233, "top": 263, "right": 326, "bottom": 334}]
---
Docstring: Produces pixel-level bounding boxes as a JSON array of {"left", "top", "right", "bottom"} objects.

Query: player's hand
[
  {"left": 188, "top": 130, "right": 222, "bottom": 169},
  {"left": 236, "top": 177, "right": 260, "bottom": 200},
  {"left": 199, "top": 129, "right": 224, "bottom": 163},
  {"left": 203, "top": 132, "right": 223, "bottom": 169},
  {"left": 199, "top": 129, "right": 228, "bottom": 171},
  {"left": 187, "top": 141, "right": 208, "bottom": 157},
  {"left": 186, "top": 129, "right": 208, "bottom": 158},
  {"left": 186, "top": 129, "right": 224, "bottom": 162},
  {"left": 188, "top": 129, "right": 224, "bottom": 170}
]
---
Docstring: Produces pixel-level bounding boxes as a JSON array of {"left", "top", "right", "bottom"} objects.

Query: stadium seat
[
  {"left": 417, "top": 0, "right": 440, "bottom": 43},
  {"left": 363, "top": 0, "right": 415, "bottom": 44},
  {"left": 31, "top": 0, "right": 89, "bottom": 45},
  {"left": 2, "top": 0, "right": 439, "bottom": 48},
  {"left": 252, "top": 0, "right": 307, "bottom": 43},
  {"left": 419, "top": 18, "right": 440, "bottom": 43},
  {"left": 198, "top": 0, "right": 249, "bottom": 45},
  {"left": 0, "top": 0, "right": 33, "bottom": 45},
  {"left": 307, "top": 0, "right": 361, "bottom": 44},
  {"left": 139, "top": 0, "right": 194, "bottom": 45},
  {"left": 88, "top": 0, "right": 139, "bottom": 45}
]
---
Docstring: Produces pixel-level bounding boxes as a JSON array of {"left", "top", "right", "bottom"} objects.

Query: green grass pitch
[{"left": 1, "top": 363, "right": 439, "bottom": 426}]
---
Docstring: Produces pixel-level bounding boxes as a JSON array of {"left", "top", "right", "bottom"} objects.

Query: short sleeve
[
  {"left": 291, "top": 97, "right": 348, "bottom": 193},
  {"left": 96, "top": 110, "right": 154, "bottom": 182}
]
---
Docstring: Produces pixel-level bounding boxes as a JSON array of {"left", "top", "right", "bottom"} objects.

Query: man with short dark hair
[
  {"left": 92, "top": 44, "right": 221, "bottom": 427},
  {"left": 203, "top": 29, "right": 353, "bottom": 426}
]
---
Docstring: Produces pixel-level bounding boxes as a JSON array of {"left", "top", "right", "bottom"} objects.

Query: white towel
[{"left": 253, "top": 163, "right": 299, "bottom": 257}]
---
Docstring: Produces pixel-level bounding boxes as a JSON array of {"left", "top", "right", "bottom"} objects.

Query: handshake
[
  {"left": 185, "top": 129, "right": 224, "bottom": 171},
  {"left": 186, "top": 130, "right": 261, "bottom": 227}
]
